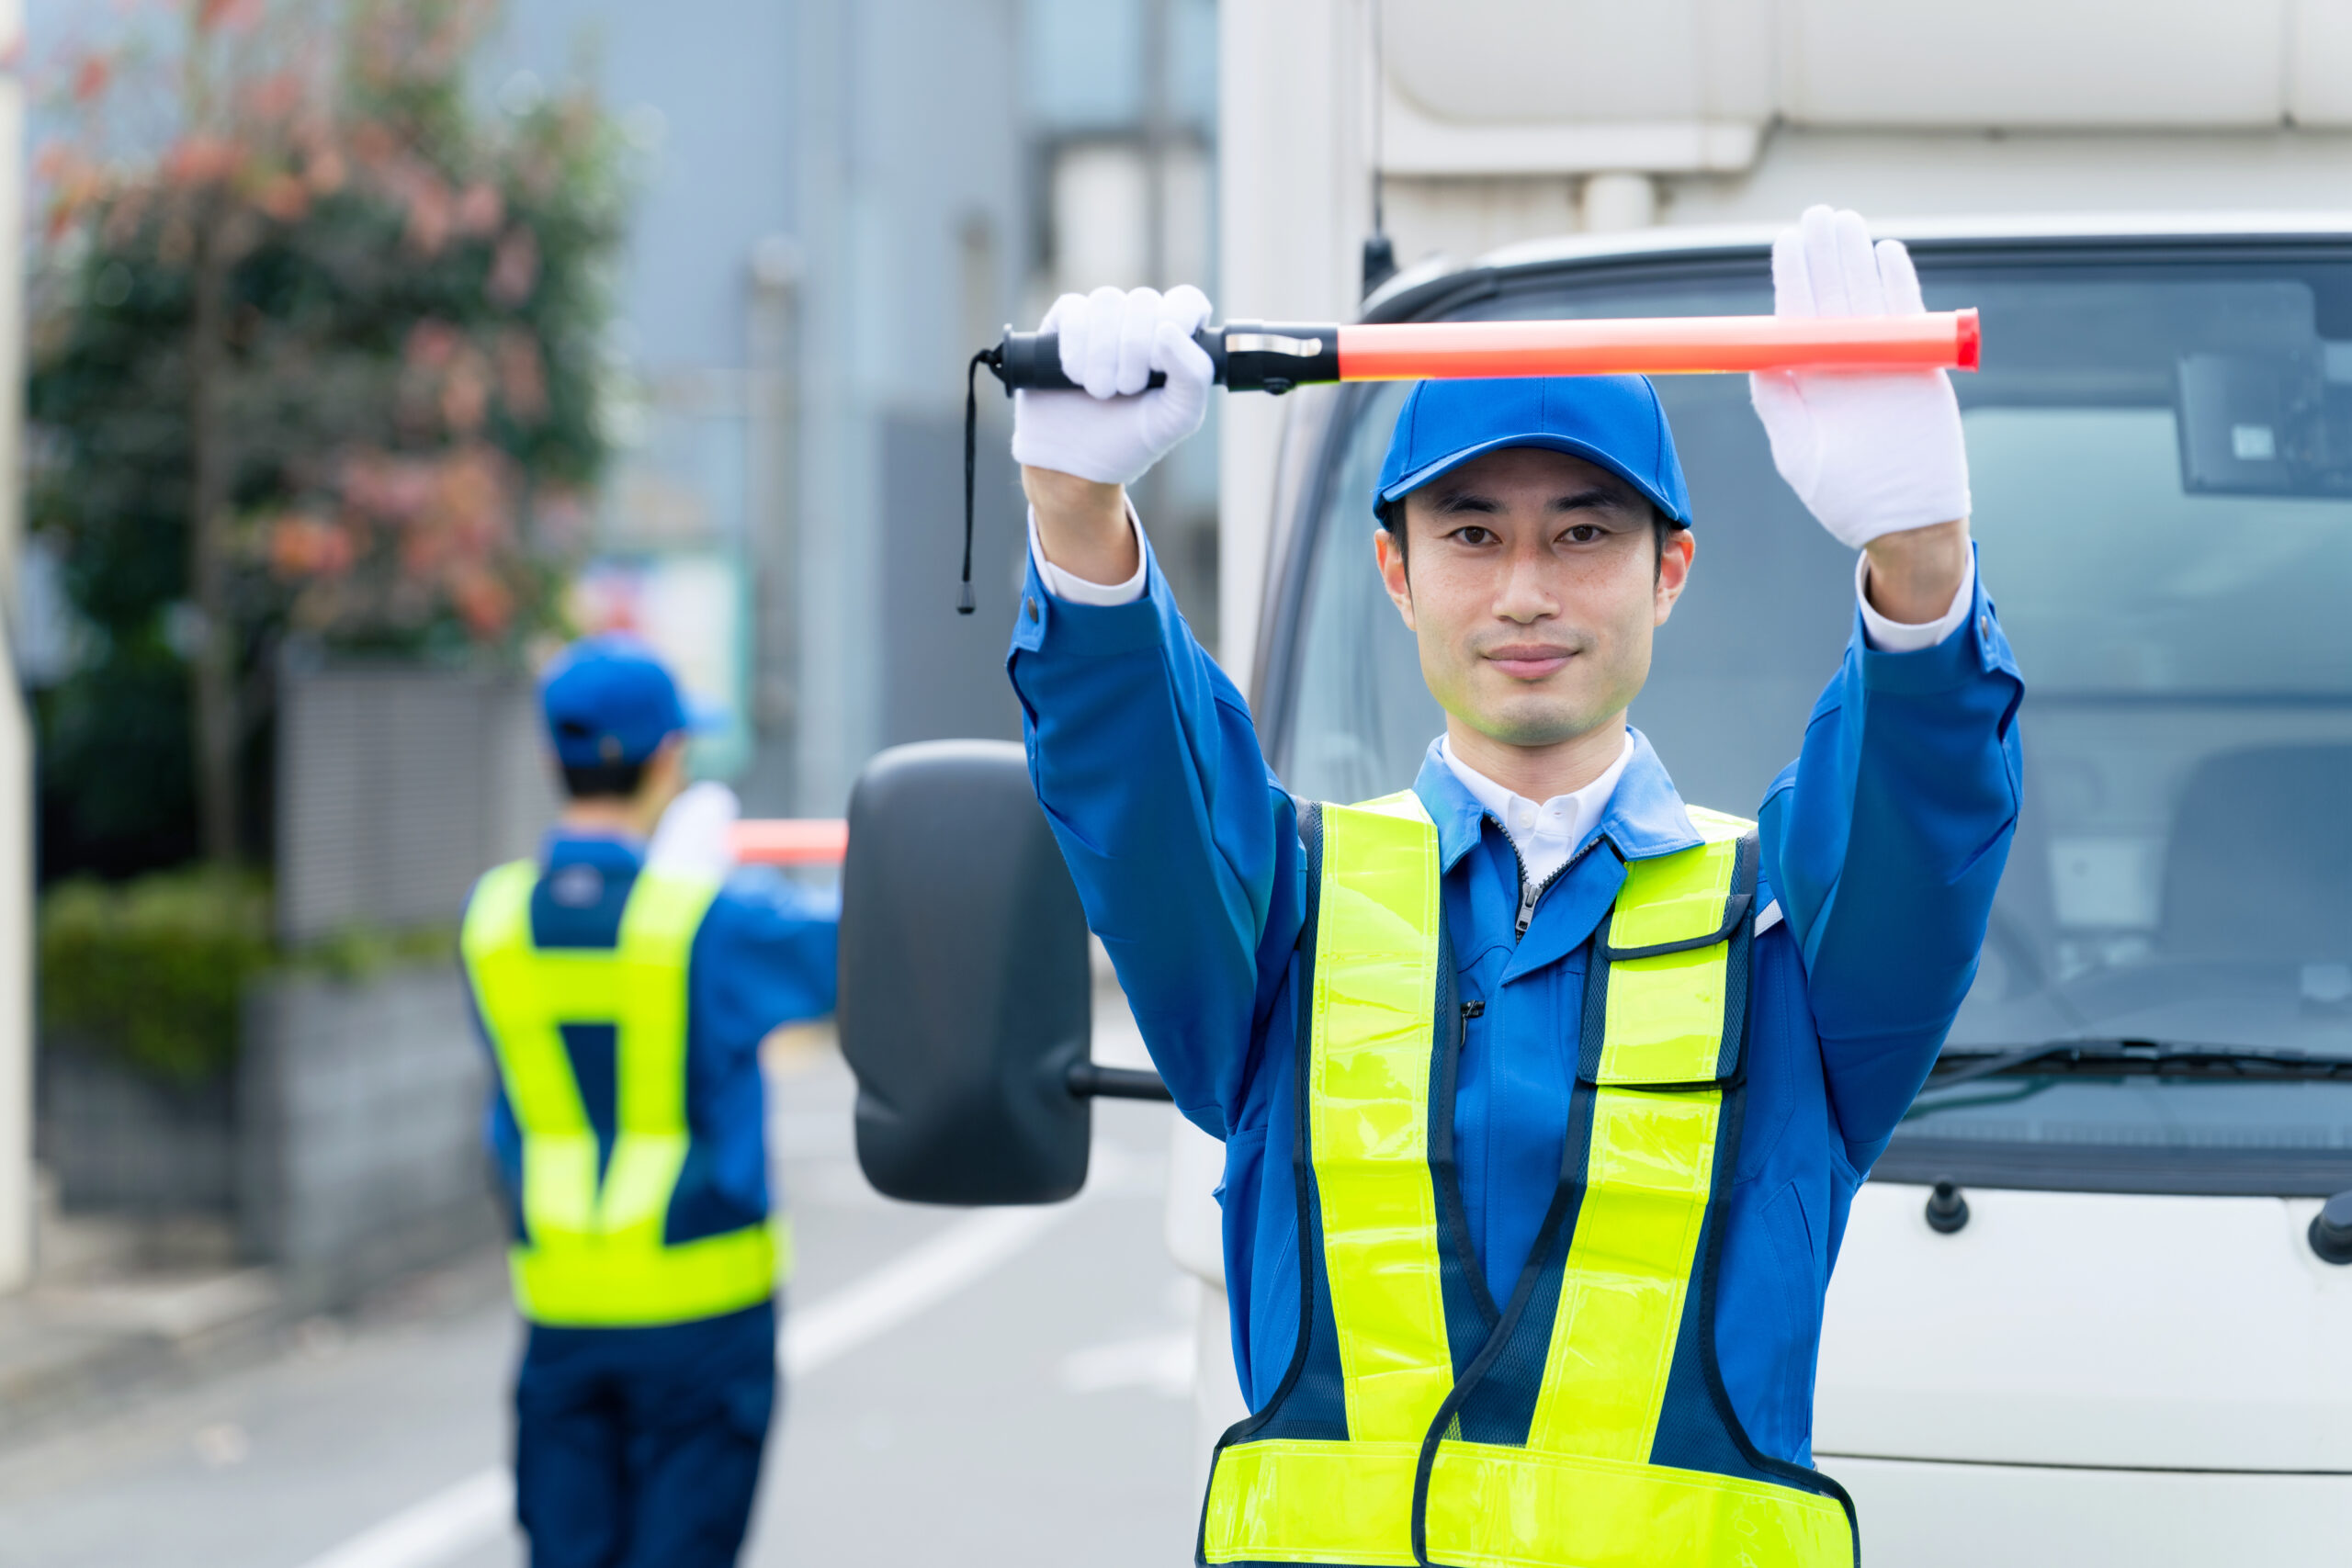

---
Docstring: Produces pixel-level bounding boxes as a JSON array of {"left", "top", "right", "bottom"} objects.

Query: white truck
[{"left": 840, "top": 6, "right": 2352, "bottom": 1563}]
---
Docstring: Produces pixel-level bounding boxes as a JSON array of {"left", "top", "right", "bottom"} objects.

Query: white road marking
[
  {"left": 288, "top": 1202, "right": 1076, "bottom": 1568},
  {"left": 783, "top": 1204, "right": 1065, "bottom": 1376},
  {"left": 291, "top": 1471, "right": 514, "bottom": 1568}
]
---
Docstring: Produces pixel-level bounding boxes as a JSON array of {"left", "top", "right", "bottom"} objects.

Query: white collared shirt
[{"left": 1439, "top": 733, "right": 1632, "bottom": 890}]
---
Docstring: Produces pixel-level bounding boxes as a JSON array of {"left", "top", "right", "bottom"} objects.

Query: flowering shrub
[{"left": 28, "top": 0, "right": 629, "bottom": 867}]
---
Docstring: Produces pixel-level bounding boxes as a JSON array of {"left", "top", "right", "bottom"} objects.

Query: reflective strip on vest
[
  {"left": 1201, "top": 795, "right": 1854, "bottom": 1568},
  {"left": 1203, "top": 791, "right": 1448, "bottom": 1565},
  {"left": 462, "top": 860, "right": 783, "bottom": 1327}
]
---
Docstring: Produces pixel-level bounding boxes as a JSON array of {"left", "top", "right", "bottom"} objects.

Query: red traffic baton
[
  {"left": 958, "top": 309, "right": 1978, "bottom": 613},
  {"left": 729, "top": 818, "right": 848, "bottom": 866},
  {"left": 986, "top": 310, "right": 1979, "bottom": 394},
  {"left": 1334, "top": 310, "right": 1977, "bottom": 380}
]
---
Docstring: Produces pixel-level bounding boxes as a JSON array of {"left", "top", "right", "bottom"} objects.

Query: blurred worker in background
[
  {"left": 1005, "top": 208, "right": 2019, "bottom": 1566},
  {"left": 460, "top": 635, "right": 838, "bottom": 1568}
]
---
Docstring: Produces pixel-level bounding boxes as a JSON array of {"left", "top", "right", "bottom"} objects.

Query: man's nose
[{"left": 1493, "top": 547, "right": 1558, "bottom": 623}]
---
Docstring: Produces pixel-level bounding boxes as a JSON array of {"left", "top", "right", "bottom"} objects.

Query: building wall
[
  {"left": 790, "top": 0, "right": 1030, "bottom": 815},
  {"left": 276, "top": 666, "right": 554, "bottom": 946},
  {"left": 492, "top": 0, "right": 1038, "bottom": 815},
  {"left": 492, "top": 0, "right": 798, "bottom": 378}
]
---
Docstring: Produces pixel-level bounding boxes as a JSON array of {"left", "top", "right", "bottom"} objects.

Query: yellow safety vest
[
  {"left": 461, "top": 860, "right": 785, "bottom": 1328},
  {"left": 1200, "top": 792, "right": 1856, "bottom": 1568}
]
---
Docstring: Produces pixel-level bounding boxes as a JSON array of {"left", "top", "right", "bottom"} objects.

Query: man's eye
[
  {"left": 1563, "top": 524, "right": 1603, "bottom": 544},
  {"left": 1450, "top": 525, "right": 1496, "bottom": 546}
]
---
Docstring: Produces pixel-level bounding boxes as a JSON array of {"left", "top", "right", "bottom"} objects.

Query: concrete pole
[
  {"left": 0, "top": 0, "right": 32, "bottom": 1294},
  {"left": 1216, "top": 0, "right": 1368, "bottom": 686}
]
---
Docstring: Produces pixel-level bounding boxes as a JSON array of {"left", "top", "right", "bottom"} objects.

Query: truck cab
[{"left": 838, "top": 215, "right": 2352, "bottom": 1565}]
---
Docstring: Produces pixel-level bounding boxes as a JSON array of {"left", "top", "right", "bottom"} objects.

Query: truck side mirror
[{"left": 838, "top": 739, "right": 1094, "bottom": 1204}]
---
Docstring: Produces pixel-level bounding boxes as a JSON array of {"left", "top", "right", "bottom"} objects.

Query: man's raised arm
[
  {"left": 1747, "top": 208, "right": 2026, "bottom": 1168},
  {"left": 1005, "top": 286, "right": 1306, "bottom": 1137}
]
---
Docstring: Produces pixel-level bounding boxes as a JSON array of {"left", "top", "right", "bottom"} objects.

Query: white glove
[
  {"left": 1748, "top": 207, "right": 1972, "bottom": 549},
  {"left": 645, "top": 780, "right": 740, "bottom": 882},
  {"left": 1011, "top": 285, "right": 1216, "bottom": 486}
]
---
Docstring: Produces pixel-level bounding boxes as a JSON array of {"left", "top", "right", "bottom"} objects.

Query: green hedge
[
  {"left": 40, "top": 870, "right": 275, "bottom": 1082},
  {"left": 39, "top": 870, "right": 464, "bottom": 1081}
]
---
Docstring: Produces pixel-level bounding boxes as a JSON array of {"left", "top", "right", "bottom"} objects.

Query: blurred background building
[
  {"left": 484, "top": 0, "right": 1219, "bottom": 819},
  {"left": 1, "top": 0, "right": 1227, "bottom": 1389}
]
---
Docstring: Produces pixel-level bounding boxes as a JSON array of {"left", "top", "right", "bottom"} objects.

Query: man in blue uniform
[
  {"left": 1004, "top": 209, "right": 2020, "bottom": 1565},
  {"left": 462, "top": 636, "right": 838, "bottom": 1568}
]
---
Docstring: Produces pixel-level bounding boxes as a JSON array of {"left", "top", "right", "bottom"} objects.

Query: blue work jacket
[
  {"left": 1008, "top": 539, "right": 2022, "bottom": 1467},
  {"left": 472, "top": 832, "right": 841, "bottom": 1259}
]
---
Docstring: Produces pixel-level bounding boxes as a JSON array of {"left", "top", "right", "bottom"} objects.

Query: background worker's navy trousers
[{"left": 514, "top": 1299, "right": 778, "bottom": 1568}]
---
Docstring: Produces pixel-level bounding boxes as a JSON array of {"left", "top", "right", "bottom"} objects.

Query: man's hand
[
  {"left": 646, "top": 780, "right": 740, "bottom": 881},
  {"left": 1750, "top": 207, "right": 1972, "bottom": 618},
  {"left": 1014, "top": 285, "right": 1215, "bottom": 584}
]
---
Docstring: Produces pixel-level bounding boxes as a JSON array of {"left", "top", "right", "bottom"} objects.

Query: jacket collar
[
  {"left": 1410, "top": 725, "right": 1701, "bottom": 872},
  {"left": 542, "top": 829, "right": 647, "bottom": 869}
]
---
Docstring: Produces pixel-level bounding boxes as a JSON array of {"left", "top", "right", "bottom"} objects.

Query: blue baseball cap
[
  {"left": 1374, "top": 375, "right": 1691, "bottom": 526},
  {"left": 540, "top": 635, "right": 695, "bottom": 767}
]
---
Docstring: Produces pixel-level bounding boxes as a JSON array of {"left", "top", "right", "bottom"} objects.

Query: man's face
[{"left": 1374, "top": 446, "right": 1694, "bottom": 750}]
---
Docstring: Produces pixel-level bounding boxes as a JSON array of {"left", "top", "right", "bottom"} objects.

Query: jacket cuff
[
  {"left": 1853, "top": 542, "right": 2018, "bottom": 695},
  {"left": 1009, "top": 532, "right": 1171, "bottom": 659}
]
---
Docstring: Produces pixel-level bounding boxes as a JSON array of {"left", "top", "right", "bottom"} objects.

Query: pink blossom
[
  {"left": 402, "top": 318, "right": 461, "bottom": 371},
  {"left": 198, "top": 0, "right": 265, "bottom": 33},
  {"left": 494, "top": 328, "right": 547, "bottom": 423},
  {"left": 254, "top": 174, "right": 309, "bottom": 222},
  {"left": 399, "top": 169, "right": 453, "bottom": 256},
  {"left": 486, "top": 226, "right": 538, "bottom": 306},
  {"left": 164, "top": 134, "right": 243, "bottom": 188},
  {"left": 439, "top": 355, "right": 489, "bottom": 434},
  {"left": 453, "top": 181, "right": 503, "bottom": 236},
  {"left": 304, "top": 145, "right": 346, "bottom": 195},
  {"left": 267, "top": 513, "right": 355, "bottom": 579}
]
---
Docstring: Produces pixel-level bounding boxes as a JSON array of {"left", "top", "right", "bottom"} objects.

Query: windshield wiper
[{"left": 1927, "top": 1038, "right": 2352, "bottom": 1090}]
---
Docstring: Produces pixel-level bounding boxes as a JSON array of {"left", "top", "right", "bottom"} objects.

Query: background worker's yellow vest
[
  {"left": 462, "top": 861, "right": 783, "bottom": 1328},
  {"left": 1199, "top": 793, "right": 1858, "bottom": 1568}
]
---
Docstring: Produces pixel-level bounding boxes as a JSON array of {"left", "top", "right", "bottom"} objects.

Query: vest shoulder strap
[
  {"left": 1585, "top": 808, "right": 1758, "bottom": 1087},
  {"left": 460, "top": 859, "right": 540, "bottom": 959}
]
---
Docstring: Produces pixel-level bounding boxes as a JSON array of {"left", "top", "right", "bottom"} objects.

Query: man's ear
[
  {"left": 1374, "top": 525, "right": 1416, "bottom": 630},
  {"left": 639, "top": 733, "right": 691, "bottom": 803},
  {"left": 1654, "top": 527, "right": 1696, "bottom": 627}
]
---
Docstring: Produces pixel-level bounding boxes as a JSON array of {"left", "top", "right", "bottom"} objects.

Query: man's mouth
[{"left": 1482, "top": 643, "right": 1577, "bottom": 681}]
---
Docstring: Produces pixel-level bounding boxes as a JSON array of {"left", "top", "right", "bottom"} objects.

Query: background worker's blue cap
[
  {"left": 540, "top": 634, "right": 699, "bottom": 767},
  {"left": 1374, "top": 375, "right": 1692, "bottom": 526}
]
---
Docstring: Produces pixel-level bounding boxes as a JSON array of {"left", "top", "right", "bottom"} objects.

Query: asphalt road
[{"left": 0, "top": 1010, "right": 1200, "bottom": 1568}]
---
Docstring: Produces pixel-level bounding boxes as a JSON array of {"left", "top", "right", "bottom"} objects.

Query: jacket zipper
[
  {"left": 1509, "top": 839, "right": 1568, "bottom": 941},
  {"left": 1505, "top": 826, "right": 1601, "bottom": 942}
]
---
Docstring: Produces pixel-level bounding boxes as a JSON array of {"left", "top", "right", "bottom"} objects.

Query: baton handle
[
  {"left": 987, "top": 310, "right": 1978, "bottom": 395},
  {"left": 994, "top": 321, "right": 1338, "bottom": 394}
]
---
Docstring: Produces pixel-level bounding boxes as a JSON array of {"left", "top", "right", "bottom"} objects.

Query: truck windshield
[{"left": 1271, "top": 249, "right": 2352, "bottom": 1195}]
